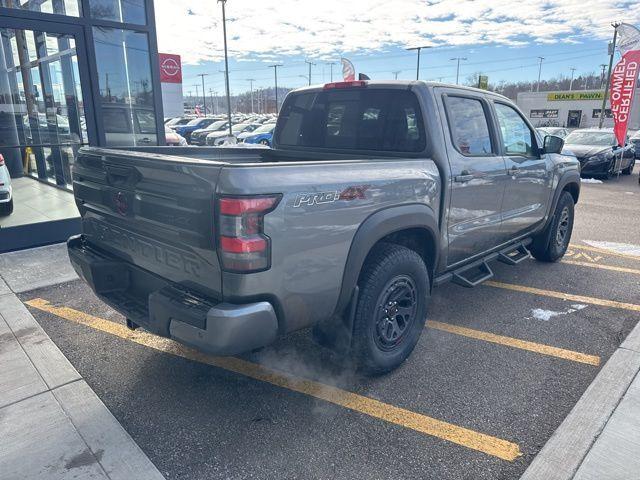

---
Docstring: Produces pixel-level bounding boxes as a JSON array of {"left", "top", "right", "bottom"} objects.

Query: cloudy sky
[{"left": 153, "top": 0, "right": 640, "bottom": 92}]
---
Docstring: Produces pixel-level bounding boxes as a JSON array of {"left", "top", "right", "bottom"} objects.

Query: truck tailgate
[{"left": 72, "top": 148, "right": 224, "bottom": 298}]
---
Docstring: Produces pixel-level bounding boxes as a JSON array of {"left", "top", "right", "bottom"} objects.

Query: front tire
[
  {"left": 0, "top": 198, "right": 13, "bottom": 216},
  {"left": 530, "top": 191, "right": 574, "bottom": 262},
  {"left": 351, "top": 243, "right": 429, "bottom": 375}
]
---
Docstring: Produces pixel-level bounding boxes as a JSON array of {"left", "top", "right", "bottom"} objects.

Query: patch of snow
[
  {"left": 625, "top": 192, "right": 634, "bottom": 195},
  {"left": 581, "top": 178, "right": 603, "bottom": 184},
  {"left": 530, "top": 304, "right": 588, "bottom": 321},
  {"left": 583, "top": 240, "right": 640, "bottom": 257}
]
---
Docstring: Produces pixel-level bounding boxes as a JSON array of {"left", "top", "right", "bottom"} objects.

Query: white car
[{"left": 0, "top": 154, "right": 13, "bottom": 216}]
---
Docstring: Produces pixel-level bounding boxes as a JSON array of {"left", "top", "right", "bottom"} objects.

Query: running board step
[
  {"left": 497, "top": 244, "right": 531, "bottom": 266},
  {"left": 452, "top": 260, "right": 494, "bottom": 288}
]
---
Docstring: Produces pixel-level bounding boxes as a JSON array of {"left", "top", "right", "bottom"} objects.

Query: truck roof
[{"left": 290, "top": 80, "right": 511, "bottom": 102}]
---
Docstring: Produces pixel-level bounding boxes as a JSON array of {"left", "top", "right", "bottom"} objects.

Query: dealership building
[
  {"left": 516, "top": 89, "right": 640, "bottom": 130},
  {"left": 0, "top": 0, "right": 166, "bottom": 251}
]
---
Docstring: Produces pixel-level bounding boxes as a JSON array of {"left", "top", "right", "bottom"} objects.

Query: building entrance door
[
  {"left": 567, "top": 110, "right": 582, "bottom": 128},
  {"left": 0, "top": 18, "right": 96, "bottom": 188}
]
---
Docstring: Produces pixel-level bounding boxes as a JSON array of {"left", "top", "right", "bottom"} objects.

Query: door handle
[
  {"left": 139, "top": 137, "right": 151, "bottom": 144},
  {"left": 454, "top": 170, "right": 474, "bottom": 183}
]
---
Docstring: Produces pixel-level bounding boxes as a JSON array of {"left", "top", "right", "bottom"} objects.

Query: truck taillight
[{"left": 218, "top": 195, "right": 281, "bottom": 272}]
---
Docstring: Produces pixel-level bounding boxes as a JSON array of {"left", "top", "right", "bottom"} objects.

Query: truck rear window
[{"left": 276, "top": 88, "right": 426, "bottom": 152}]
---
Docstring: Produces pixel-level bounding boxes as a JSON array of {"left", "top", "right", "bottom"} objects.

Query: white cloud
[{"left": 154, "top": 0, "right": 640, "bottom": 65}]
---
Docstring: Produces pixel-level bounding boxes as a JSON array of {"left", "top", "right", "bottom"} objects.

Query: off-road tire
[
  {"left": 351, "top": 243, "right": 429, "bottom": 375},
  {"left": 530, "top": 191, "right": 574, "bottom": 262}
]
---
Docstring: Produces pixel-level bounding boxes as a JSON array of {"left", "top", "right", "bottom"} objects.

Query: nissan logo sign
[{"left": 161, "top": 58, "right": 180, "bottom": 77}]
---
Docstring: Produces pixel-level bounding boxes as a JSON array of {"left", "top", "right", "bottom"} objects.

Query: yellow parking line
[
  {"left": 570, "top": 244, "right": 640, "bottom": 261},
  {"left": 562, "top": 259, "right": 640, "bottom": 276},
  {"left": 427, "top": 321, "right": 600, "bottom": 366},
  {"left": 25, "top": 298, "right": 522, "bottom": 462},
  {"left": 484, "top": 281, "right": 640, "bottom": 313}
]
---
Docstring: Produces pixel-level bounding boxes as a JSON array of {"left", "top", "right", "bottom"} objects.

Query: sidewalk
[
  {"left": 521, "top": 307, "right": 640, "bottom": 479},
  {"left": 0, "top": 244, "right": 165, "bottom": 480}
]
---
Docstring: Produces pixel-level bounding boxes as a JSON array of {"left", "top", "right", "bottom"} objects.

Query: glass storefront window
[
  {"left": 0, "top": 0, "right": 80, "bottom": 16},
  {"left": 88, "top": 0, "right": 146, "bottom": 25},
  {"left": 93, "top": 26, "right": 157, "bottom": 146}
]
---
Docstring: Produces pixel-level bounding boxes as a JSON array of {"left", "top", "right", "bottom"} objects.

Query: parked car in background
[
  {"left": 242, "top": 123, "right": 275, "bottom": 146},
  {"left": 174, "top": 117, "right": 218, "bottom": 143},
  {"left": 0, "top": 154, "right": 13, "bottom": 216},
  {"left": 630, "top": 130, "right": 640, "bottom": 160},
  {"left": 190, "top": 120, "right": 230, "bottom": 146},
  {"left": 206, "top": 123, "right": 261, "bottom": 146},
  {"left": 562, "top": 129, "right": 635, "bottom": 178},
  {"left": 164, "top": 126, "right": 187, "bottom": 146},
  {"left": 165, "top": 116, "right": 193, "bottom": 128},
  {"left": 537, "top": 127, "right": 569, "bottom": 139}
]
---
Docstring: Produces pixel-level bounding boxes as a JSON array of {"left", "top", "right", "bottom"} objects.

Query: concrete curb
[
  {"left": 520, "top": 318, "right": 640, "bottom": 480},
  {"left": 0, "top": 271, "right": 165, "bottom": 480}
]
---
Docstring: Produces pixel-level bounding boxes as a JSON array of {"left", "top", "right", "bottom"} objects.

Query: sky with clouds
[{"left": 153, "top": 0, "right": 640, "bottom": 92}]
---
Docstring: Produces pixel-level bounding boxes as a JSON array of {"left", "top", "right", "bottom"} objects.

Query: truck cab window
[
  {"left": 495, "top": 103, "right": 537, "bottom": 157},
  {"left": 445, "top": 96, "right": 493, "bottom": 156}
]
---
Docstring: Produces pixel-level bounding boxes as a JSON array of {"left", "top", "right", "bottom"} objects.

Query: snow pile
[
  {"left": 583, "top": 240, "right": 640, "bottom": 257},
  {"left": 581, "top": 178, "right": 603, "bottom": 184},
  {"left": 530, "top": 304, "right": 587, "bottom": 321}
]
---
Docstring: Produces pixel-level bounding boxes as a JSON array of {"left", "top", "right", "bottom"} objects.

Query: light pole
[
  {"left": 325, "top": 61, "right": 336, "bottom": 82},
  {"left": 246, "top": 78, "right": 255, "bottom": 113},
  {"left": 600, "top": 64, "right": 607, "bottom": 88},
  {"left": 568, "top": 67, "right": 576, "bottom": 91},
  {"left": 536, "top": 56, "right": 544, "bottom": 92},
  {"left": 599, "top": 22, "right": 621, "bottom": 129},
  {"left": 197, "top": 73, "right": 209, "bottom": 115},
  {"left": 392, "top": 70, "right": 401, "bottom": 80},
  {"left": 450, "top": 57, "right": 467, "bottom": 84},
  {"left": 304, "top": 60, "right": 315, "bottom": 85},
  {"left": 209, "top": 88, "right": 216, "bottom": 114},
  {"left": 407, "top": 46, "right": 432, "bottom": 80},
  {"left": 269, "top": 64, "right": 283, "bottom": 113},
  {"left": 193, "top": 84, "right": 200, "bottom": 113},
  {"left": 218, "top": 0, "right": 233, "bottom": 136}
]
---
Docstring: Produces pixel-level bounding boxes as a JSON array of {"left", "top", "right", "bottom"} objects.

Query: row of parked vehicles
[
  {"left": 537, "top": 126, "right": 638, "bottom": 179},
  {"left": 164, "top": 113, "right": 277, "bottom": 147}
]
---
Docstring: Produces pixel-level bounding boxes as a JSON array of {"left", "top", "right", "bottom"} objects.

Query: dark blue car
[
  {"left": 173, "top": 117, "right": 217, "bottom": 143},
  {"left": 241, "top": 123, "right": 275, "bottom": 146}
]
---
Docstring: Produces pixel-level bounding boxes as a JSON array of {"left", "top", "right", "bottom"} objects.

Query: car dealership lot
[{"left": 19, "top": 169, "right": 640, "bottom": 480}]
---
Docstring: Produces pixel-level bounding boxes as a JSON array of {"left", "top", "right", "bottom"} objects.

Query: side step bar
[{"left": 434, "top": 241, "right": 532, "bottom": 288}]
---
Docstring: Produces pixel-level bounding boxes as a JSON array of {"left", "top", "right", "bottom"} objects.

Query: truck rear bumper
[{"left": 67, "top": 235, "right": 278, "bottom": 355}]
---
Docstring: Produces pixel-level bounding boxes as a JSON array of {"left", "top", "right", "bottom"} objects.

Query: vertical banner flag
[
  {"left": 610, "top": 23, "right": 640, "bottom": 146},
  {"left": 341, "top": 58, "right": 355, "bottom": 82}
]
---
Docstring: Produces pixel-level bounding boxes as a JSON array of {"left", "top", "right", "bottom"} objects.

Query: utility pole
[
  {"left": 197, "top": 73, "right": 209, "bottom": 114},
  {"left": 208, "top": 88, "right": 216, "bottom": 114},
  {"left": 269, "top": 64, "right": 283, "bottom": 113},
  {"left": 600, "top": 64, "right": 607, "bottom": 88},
  {"left": 218, "top": 0, "right": 233, "bottom": 136},
  {"left": 536, "top": 56, "right": 544, "bottom": 92},
  {"left": 451, "top": 57, "right": 467, "bottom": 84},
  {"left": 245, "top": 79, "right": 255, "bottom": 113},
  {"left": 304, "top": 60, "right": 316, "bottom": 85},
  {"left": 568, "top": 67, "right": 576, "bottom": 91},
  {"left": 407, "top": 46, "right": 432, "bottom": 80},
  {"left": 392, "top": 70, "right": 401, "bottom": 80},
  {"left": 599, "top": 22, "right": 620, "bottom": 129},
  {"left": 325, "top": 61, "right": 336, "bottom": 82},
  {"left": 193, "top": 84, "right": 200, "bottom": 104}
]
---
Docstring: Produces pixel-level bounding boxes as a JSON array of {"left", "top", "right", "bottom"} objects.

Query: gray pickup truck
[{"left": 68, "top": 81, "right": 580, "bottom": 374}]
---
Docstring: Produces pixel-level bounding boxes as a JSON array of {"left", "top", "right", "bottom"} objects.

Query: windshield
[
  {"left": 276, "top": 88, "right": 426, "bottom": 152},
  {"left": 565, "top": 131, "right": 615, "bottom": 146},
  {"left": 253, "top": 123, "right": 275, "bottom": 134},
  {"left": 167, "top": 117, "right": 190, "bottom": 126},
  {"left": 186, "top": 118, "right": 208, "bottom": 126},
  {"left": 206, "top": 121, "right": 227, "bottom": 131},
  {"left": 232, "top": 124, "right": 251, "bottom": 133}
]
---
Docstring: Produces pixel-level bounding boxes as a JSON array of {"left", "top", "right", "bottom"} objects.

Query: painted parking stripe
[
  {"left": 484, "top": 281, "right": 640, "bottom": 313},
  {"left": 24, "top": 298, "right": 522, "bottom": 462},
  {"left": 427, "top": 321, "right": 600, "bottom": 366},
  {"left": 562, "top": 259, "right": 640, "bottom": 276},
  {"left": 570, "top": 244, "right": 640, "bottom": 261}
]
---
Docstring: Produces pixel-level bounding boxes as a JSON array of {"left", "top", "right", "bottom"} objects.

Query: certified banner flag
[
  {"left": 341, "top": 58, "right": 356, "bottom": 82},
  {"left": 610, "top": 23, "right": 640, "bottom": 146}
]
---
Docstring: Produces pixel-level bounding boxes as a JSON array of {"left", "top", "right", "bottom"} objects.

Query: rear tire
[
  {"left": 622, "top": 160, "right": 635, "bottom": 175},
  {"left": 530, "top": 191, "right": 574, "bottom": 262},
  {"left": 351, "top": 243, "right": 429, "bottom": 375},
  {"left": 0, "top": 198, "right": 13, "bottom": 216}
]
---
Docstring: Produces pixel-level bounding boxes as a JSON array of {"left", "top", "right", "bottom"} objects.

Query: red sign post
[{"left": 159, "top": 53, "right": 182, "bottom": 84}]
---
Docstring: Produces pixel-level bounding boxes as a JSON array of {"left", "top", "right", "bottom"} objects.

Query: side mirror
[{"left": 543, "top": 135, "right": 564, "bottom": 155}]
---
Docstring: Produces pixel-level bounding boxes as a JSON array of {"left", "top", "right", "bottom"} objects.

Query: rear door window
[
  {"left": 444, "top": 96, "right": 493, "bottom": 156},
  {"left": 276, "top": 88, "right": 426, "bottom": 152}
]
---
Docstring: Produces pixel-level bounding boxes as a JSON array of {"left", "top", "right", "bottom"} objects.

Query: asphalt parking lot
[{"left": 21, "top": 169, "right": 640, "bottom": 480}]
